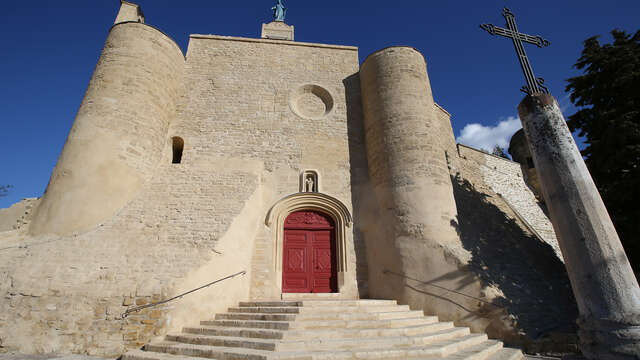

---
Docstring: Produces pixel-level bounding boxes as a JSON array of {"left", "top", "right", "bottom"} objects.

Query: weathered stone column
[{"left": 518, "top": 94, "right": 640, "bottom": 359}]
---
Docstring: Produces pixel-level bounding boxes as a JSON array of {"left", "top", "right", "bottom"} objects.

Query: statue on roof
[{"left": 272, "top": 0, "right": 287, "bottom": 22}]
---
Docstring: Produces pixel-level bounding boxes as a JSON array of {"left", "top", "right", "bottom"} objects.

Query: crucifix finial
[{"left": 480, "top": 7, "right": 551, "bottom": 95}]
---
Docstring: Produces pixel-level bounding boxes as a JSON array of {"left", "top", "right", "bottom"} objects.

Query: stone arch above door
[{"left": 265, "top": 192, "right": 354, "bottom": 295}]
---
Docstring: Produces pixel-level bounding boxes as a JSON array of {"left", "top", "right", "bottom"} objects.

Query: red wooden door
[{"left": 282, "top": 211, "right": 337, "bottom": 293}]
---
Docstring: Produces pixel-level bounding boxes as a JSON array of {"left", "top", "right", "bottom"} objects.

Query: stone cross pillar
[{"left": 518, "top": 94, "right": 640, "bottom": 359}]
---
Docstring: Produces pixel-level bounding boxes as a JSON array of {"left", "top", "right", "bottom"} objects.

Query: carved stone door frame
[{"left": 265, "top": 192, "right": 356, "bottom": 297}]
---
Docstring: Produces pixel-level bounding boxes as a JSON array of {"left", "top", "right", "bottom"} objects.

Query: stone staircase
[{"left": 123, "top": 299, "right": 524, "bottom": 360}]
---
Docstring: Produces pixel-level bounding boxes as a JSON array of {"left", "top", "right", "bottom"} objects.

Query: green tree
[
  {"left": 565, "top": 29, "right": 640, "bottom": 277},
  {"left": 491, "top": 145, "right": 509, "bottom": 159}
]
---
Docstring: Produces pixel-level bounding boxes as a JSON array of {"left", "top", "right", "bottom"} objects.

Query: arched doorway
[{"left": 282, "top": 210, "right": 337, "bottom": 293}]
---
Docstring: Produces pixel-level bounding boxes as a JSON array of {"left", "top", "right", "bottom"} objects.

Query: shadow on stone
[
  {"left": 343, "top": 72, "right": 371, "bottom": 298},
  {"left": 451, "top": 175, "right": 579, "bottom": 352}
]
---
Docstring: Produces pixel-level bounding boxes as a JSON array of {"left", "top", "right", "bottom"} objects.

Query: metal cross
[{"left": 480, "top": 7, "right": 551, "bottom": 94}]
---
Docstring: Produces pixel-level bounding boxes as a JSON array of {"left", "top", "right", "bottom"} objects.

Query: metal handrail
[
  {"left": 383, "top": 269, "right": 503, "bottom": 308},
  {"left": 495, "top": 193, "right": 547, "bottom": 243},
  {"left": 121, "top": 270, "right": 246, "bottom": 319}
]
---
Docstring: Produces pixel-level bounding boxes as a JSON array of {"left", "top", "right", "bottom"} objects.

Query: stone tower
[
  {"left": 29, "top": 1, "right": 185, "bottom": 236},
  {"left": 359, "top": 47, "right": 466, "bottom": 315},
  {"left": 509, "top": 129, "right": 544, "bottom": 200}
]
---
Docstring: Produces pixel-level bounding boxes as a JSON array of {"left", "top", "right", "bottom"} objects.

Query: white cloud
[{"left": 456, "top": 116, "right": 522, "bottom": 152}]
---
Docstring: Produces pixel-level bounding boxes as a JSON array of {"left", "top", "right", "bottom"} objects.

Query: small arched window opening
[{"left": 172, "top": 137, "right": 184, "bottom": 164}]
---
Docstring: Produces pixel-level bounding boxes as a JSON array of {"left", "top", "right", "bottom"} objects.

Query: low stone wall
[{"left": 0, "top": 160, "right": 260, "bottom": 356}]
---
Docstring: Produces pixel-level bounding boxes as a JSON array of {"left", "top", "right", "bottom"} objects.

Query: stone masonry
[
  {"left": 0, "top": 2, "right": 578, "bottom": 357},
  {"left": 457, "top": 144, "right": 562, "bottom": 261}
]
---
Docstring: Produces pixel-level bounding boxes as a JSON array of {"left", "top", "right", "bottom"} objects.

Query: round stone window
[{"left": 289, "top": 84, "right": 334, "bottom": 119}]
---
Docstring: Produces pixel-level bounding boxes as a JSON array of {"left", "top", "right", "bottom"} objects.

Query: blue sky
[{"left": 1, "top": 0, "right": 638, "bottom": 208}]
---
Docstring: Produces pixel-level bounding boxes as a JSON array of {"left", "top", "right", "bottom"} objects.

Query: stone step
[
  {"left": 283, "top": 321, "right": 455, "bottom": 340},
  {"left": 288, "top": 316, "right": 439, "bottom": 330},
  {"left": 485, "top": 348, "right": 525, "bottom": 360},
  {"left": 166, "top": 327, "right": 469, "bottom": 352},
  {"left": 298, "top": 299, "right": 398, "bottom": 307},
  {"left": 123, "top": 298, "right": 525, "bottom": 360},
  {"left": 208, "top": 314, "right": 438, "bottom": 330},
  {"left": 216, "top": 310, "right": 423, "bottom": 322},
  {"left": 186, "top": 320, "right": 453, "bottom": 342},
  {"left": 238, "top": 299, "right": 397, "bottom": 308},
  {"left": 442, "top": 340, "right": 502, "bottom": 359},
  {"left": 145, "top": 341, "right": 268, "bottom": 360},
  {"left": 216, "top": 313, "right": 296, "bottom": 322},
  {"left": 202, "top": 319, "right": 290, "bottom": 330},
  {"left": 271, "top": 334, "right": 489, "bottom": 359},
  {"left": 295, "top": 310, "right": 423, "bottom": 321},
  {"left": 408, "top": 334, "right": 489, "bottom": 358},
  {"left": 276, "top": 327, "right": 471, "bottom": 351},
  {"left": 166, "top": 333, "right": 277, "bottom": 351},
  {"left": 381, "top": 341, "right": 507, "bottom": 360},
  {"left": 280, "top": 292, "right": 345, "bottom": 300},
  {"left": 145, "top": 333, "right": 488, "bottom": 360},
  {"left": 228, "top": 307, "right": 301, "bottom": 314},
  {"left": 239, "top": 301, "right": 301, "bottom": 308},
  {"left": 122, "top": 349, "right": 203, "bottom": 360},
  {"left": 183, "top": 325, "right": 285, "bottom": 340},
  {"left": 228, "top": 304, "right": 411, "bottom": 314}
]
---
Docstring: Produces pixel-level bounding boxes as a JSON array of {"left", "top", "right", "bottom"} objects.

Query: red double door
[{"left": 282, "top": 211, "right": 337, "bottom": 293}]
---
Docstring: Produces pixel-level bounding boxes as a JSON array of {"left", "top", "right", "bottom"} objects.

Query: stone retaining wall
[{"left": 457, "top": 144, "right": 562, "bottom": 260}]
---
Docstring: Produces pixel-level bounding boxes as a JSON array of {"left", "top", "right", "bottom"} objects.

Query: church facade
[{"left": 0, "top": 1, "right": 577, "bottom": 356}]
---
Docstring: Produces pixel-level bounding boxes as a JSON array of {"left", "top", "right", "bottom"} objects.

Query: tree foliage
[
  {"left": 491, "top": 145, "right": 509, "bottom": 159},
  {"left": 565, "top": 29, "right": 640, "bottom": 276}
]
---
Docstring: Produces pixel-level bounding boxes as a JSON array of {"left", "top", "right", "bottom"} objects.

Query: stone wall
[
  {"left": 457, "top": 144, "right": 562, "bottom": 260},
  {"left": 177, "top": 34, "right": 366, "bottom": 300},
  {"left": 452, "top": 144, "right": 578, "bottom": 352},
  {"left": 0, "top": 198, "right": 38, "bottom": 232},
  {"left": 0, "top": 157, "right": 260, "bottom": 355},
  {"left": 0, "top": 28, "right": 367, "bottom": 357}
]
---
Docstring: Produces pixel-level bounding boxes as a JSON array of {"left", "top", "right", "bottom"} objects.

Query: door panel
[
  {"left": 311, "top": 230, "right": 334, "bottom": 293},
  {"left": 283, "top": 211, "right": 337, "bottom": 293},
  {"left": 282, "top": 230, "right": 311, "bottom": 293}
]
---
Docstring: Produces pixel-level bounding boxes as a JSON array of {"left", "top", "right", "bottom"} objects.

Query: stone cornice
[{"left": 189, "top": 34, "right": 358, "bottom": 51}]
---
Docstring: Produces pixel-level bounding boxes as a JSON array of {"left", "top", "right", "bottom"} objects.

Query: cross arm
[{"left": 480, "top": 23, "right": 550, "bottom": 47}]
